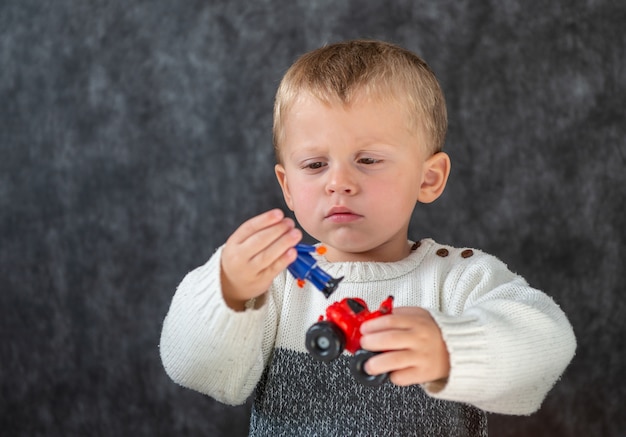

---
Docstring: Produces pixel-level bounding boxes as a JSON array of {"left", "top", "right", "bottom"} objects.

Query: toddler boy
[{"left": 160, "top": 40, "right": 576, "bottom": 436}]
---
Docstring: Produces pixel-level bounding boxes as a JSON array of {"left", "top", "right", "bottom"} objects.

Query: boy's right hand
[{"left": 220, "top": 209, "right": 302, "bottom": 311}]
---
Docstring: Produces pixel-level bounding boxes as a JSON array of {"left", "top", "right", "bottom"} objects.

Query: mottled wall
[{"left": 1, "top": 1, "right": 624, "bottom": 436}]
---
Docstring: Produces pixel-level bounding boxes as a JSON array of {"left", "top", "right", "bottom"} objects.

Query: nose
[{"left": 325, "top": 165, "right": 358, "bottom": 195}]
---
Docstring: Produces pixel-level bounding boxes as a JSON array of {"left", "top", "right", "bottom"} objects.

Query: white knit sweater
[{"left": 160, "top": 239, "right": 575, "bottom": 421}]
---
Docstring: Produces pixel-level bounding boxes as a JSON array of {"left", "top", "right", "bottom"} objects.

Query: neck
[{"left": 324, "top": 240, "right": 412, "bottom": 263}]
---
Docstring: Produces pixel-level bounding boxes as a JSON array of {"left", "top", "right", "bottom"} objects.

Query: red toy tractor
[{"left": 305, "top": 295, "right": 394, "bottom": 386}]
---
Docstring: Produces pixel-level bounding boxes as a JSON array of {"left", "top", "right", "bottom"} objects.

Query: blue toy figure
[{"left": 287, "top": 244, "right": 343, "bottom": 298}]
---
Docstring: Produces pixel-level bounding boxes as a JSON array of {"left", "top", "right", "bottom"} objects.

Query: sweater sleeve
[
  {"left": 424, "top": 251, "right": 576, "bottom": 415},
  {"left": 159, "top": 246, "right": 280, "bottom": 405}
]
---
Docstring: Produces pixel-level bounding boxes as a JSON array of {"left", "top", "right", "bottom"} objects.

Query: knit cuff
[
  {"left": 423, "top": 311, "right": 491, "bottom": 400},
  {"left": 160, "top": 246, "right": 269, "bottom": 404}
]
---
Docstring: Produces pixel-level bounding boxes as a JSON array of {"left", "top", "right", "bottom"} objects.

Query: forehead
[
  {"left": 279, "top": 90, "right": 422, "bottom": 142},
  {"left": 279, "top": 92, "right": 429, "bottom": 158}
]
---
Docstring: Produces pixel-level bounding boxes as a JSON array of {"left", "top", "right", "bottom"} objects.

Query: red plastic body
[{"left": 319, "top": 296, "right": 394, "bottom": 354}]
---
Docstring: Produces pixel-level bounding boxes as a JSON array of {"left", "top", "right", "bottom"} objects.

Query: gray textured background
[{"left": 1, "top": 1, "right": 624, "bottom": 436}]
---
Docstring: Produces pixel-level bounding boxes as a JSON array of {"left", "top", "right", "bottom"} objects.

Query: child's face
[{"left": 275, "top": 92, "right": 448, "bottom": 262}]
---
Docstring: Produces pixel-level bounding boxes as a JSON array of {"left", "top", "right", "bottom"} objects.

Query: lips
[{"left": 325, "top": 206, "right": 363, "bottom": 223}]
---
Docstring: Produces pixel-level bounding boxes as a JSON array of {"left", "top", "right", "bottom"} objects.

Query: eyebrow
[{"left": 286, "top": 144, "right": 326, "bottom": 158}]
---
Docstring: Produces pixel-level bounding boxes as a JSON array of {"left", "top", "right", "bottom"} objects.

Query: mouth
[{"left": 324, "top": 206, "right": 363, "bottom": 223}]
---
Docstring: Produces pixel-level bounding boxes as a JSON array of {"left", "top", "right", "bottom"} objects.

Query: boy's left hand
[{"left": 359, "top": 307, "right": 450, "bottom": 386}]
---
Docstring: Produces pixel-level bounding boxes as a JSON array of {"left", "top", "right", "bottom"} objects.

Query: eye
[
  {"left": 302, "top": 161, "right": 326, "bottom": 170},
  {"left": 358, "top": 157, "right": 381, "bottom": 165}
]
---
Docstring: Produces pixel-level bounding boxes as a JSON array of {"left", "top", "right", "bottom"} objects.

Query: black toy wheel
[
  {"left": 305, "top": 321, "right": 345, "bottom": 362},
  {"left": 350, "top": 349, "right": 389, "bottom": 387}
]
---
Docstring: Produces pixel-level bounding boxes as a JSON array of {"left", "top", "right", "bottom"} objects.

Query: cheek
[
  {"left": 367, "top": 177, "right": 419, "bottom": 211},
  {"left": 289, "top": 179, "right": 319, "bottom": 212}
]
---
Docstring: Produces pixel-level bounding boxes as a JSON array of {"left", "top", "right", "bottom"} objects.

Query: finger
[
  {"left": 389, "top": 368, "right": 431, "bottom": 387},
  {"left": 392, "top": 307, "right": 431, "bottom": 317},
  {"left": 247, "top": 225, "right": 301, "bottom": 270},
  {"left": 387, "top": 354, "right": 449, "bottom": 386},
  {"left": 360, "top": 308, "right": 433, "bottom": 333},
  {"left": 222, "top": 212, "right": 298, "bottom": 281},
  {"left": 360, "top": 329, "right": 417, "bottom": 352},
  {"left": 252, "top": 228, "right": 302, "bottom": 276},
  {"left": 225, "top": 216, "right": 297, "bottom": 270},
  {"left": 243, "top": 218, "right": 297, "bottom": 257},
  {"left": 364, "top": 350, "right": 416, "bottom": 376},
  {"left": 220, "top": 227, "right": 301, "bottom": 303},
  {"left": 365, "top": 350, "right": 442, "bottom": 386},
  {"left": 360, "top": 313, "right": 412, "bottom": 334},
  {"left": 228, "top": 209, "right": 286, "bottom": 245}
]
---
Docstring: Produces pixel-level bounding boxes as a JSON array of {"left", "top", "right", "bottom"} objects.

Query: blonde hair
[{"left": 273, "top": 40, "right": 447, "bottom": 162}]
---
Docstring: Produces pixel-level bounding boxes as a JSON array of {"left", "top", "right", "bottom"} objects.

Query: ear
[
  {"left": 275, "top": 164, "right": 295, "bottom": 211},
  {"left": 417, "top": 152, "right": 451, "bottom": 204}
]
